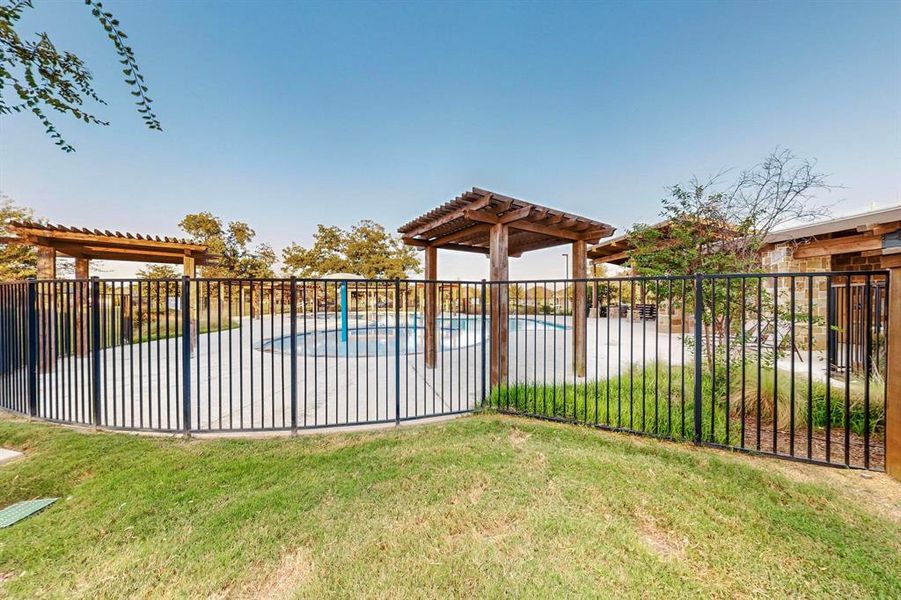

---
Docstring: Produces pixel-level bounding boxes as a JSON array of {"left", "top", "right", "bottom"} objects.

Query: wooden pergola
[
  {"left": 586, "top": 222, "right": 671, "bottom": 267},
  {"left": 4, "top": 221, "right": 216, "bottom": 279},
  {"left": 399, "top": 187, "right": 615, "bottom": 385},
  {"left": 3, "top": 222, "right": 216, "bottom": 361}
]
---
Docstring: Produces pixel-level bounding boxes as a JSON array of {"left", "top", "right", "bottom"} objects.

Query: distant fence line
[{"left": 0, "top": 271, "right": 890, "bottom": 471}]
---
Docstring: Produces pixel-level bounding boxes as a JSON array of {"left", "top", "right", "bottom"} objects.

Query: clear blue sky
[{"left": 1, "top": 0, "right": 899, "bottom": 279}]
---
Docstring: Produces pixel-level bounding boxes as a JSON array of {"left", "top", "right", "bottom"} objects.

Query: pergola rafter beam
[
  {"left": 427, "top": 224, "right": 492, "bottom": 247},
  {"left": 9, "top": 226, "right": 207, "bottom": 253},
  {"left": 5, "top": 222, "right": 217, "bottom": 273},
  {"left": 506, "top": 219, "right": 608, "bottom": 242},
  {"left": 401, "top": 192, "right": 493, "bottom": 239}
]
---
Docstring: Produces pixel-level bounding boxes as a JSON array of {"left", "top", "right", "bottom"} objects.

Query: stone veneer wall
[
  {"left": 652, "top": 244, "right": 884, "bottom": 350},
  {"left": 759, "top": 243, "right": 830, "bottom": 351},
  {"left": 831, "top": 252, "right": 884, "bottom": 272}
]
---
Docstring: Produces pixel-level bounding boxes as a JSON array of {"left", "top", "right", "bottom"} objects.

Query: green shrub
[{"left": 487, "top": 361, "right": 884, "bottom": 444}]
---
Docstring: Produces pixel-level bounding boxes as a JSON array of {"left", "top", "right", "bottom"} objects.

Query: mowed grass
[{"left": 1, "top": 414, "right": 899, "bottom": 598}]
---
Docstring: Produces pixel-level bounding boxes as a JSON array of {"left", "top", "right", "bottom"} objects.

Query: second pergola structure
[
  {"left": 2, "top": 222, "right": 217, "bottom": 360},
  {"left": 3, "top": 222, "right": 214, "bottom": 279},
  {"left": 399, "top": 188, "right": 615, "bottom": 386}
]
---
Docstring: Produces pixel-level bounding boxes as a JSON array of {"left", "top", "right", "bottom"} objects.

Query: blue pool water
[{"left": 263, "top": 315, "right": 568, "bottom": 357}]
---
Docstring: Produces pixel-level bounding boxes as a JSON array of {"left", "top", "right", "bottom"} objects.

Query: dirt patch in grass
[
  {"left": 639, "top": 523, "right": 683, "bottom": 560},
  {"left": 633, "top": 510, "right": 686, "bottom": 561},
  {"left": 466, "top": 479, "right": 486, "bottom": 505},
  {"left": 449, "top": 478, "right": 487, "bottom": 507},
  {"left": 508, "top": 427, "right": 532, "bottom": 448},
  {"left": 232, "top": 547, "right": 315, "bottom": 599}
]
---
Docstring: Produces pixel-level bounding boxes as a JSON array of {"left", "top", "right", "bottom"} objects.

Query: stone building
[
  {"left": 756, "top": 207, "right": 899, "bottom": 353},
  {"left": 588, "top": 206, "right": 900, "bottom": 355},
  {"left": 759, "top": 206, "right": 901, "bottom": 273}
]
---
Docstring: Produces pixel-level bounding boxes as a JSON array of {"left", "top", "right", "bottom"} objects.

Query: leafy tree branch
[{"left": 0, "top": 0, "right": 160, "bottom": 151}]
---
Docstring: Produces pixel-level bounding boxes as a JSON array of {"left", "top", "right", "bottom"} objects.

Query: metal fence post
[
  {"left": 290, "top": 276, "right": 298, "bottom": 434},
  {"left": 26, "top": 277, "right": 37, "bottom": 418},
  {"left": 181, "top": 275, "right": 192, "bottom": 435},
  {"left": 693, "top": 273, "right": 704, "bottom": 444},
  {"left": 480, "top": 279, "right": 487, "bottom": 405},
  {"left": 90, "top": 277, "right": 102, "bottom": 427},
  {"left": 394, "top": 278, "right": 401, "bottom": 425}
]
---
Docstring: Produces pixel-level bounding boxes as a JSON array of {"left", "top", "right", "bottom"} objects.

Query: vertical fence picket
[
  {"left": 181, "top": 276, "right": 192, "bottom": 435},
  {"left": 290, "top": 276, "right": 298, "bottom": 434},
  {"left": 693, "top": 274, "right": 703, "bottom": 445},
  {"left": 26, "top": 278, "right": 37, "bottom": 418},
  {"left": 91, "top": 277, "right": 102, "bottom": 427},
  {"left": 394, "top": 278, "right": 401, "bottom": 425},
  {"left": 480, "top": 280, "right": 487, "bottom": 404}
]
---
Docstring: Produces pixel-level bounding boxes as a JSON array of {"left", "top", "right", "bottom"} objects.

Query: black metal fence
[
  {"left": 829, "top": 280, "right": 887, "bottom": 375},
  {"left": 0, "top": 278, "right": 487, "bottom": 433},
  {"left": 0, "top": 271, "right": 889, "bottom": 470},
  {"left": 487, "top": 271, "right": 888, "bottom": 470}
]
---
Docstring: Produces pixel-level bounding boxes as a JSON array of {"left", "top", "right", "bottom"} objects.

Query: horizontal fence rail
[{"left": 0, "top": 271, "right": 889, "bottom": 471}]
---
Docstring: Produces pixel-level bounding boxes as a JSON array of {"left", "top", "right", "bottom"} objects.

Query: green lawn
[{"left": 0, "top": 413, "right": 899, "bottom": 598}]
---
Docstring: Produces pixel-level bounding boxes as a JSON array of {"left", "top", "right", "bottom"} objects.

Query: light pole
[{"left": 562, "top": 253, "right": 569, "bottom": 280}]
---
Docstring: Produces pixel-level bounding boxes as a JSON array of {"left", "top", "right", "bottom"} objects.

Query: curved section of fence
[
  {"left": 0, "top": 272, "right": 889, "bottom": 471},
  {"left": 1, "top": 278, "right": 488, "bottom": 434}
]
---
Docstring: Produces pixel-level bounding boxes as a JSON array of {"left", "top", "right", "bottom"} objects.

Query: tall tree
[
  {"left": 627, "top": 149, "right": 831, "bottom": 369},
  {"left": 0, "top": 195, "right": 36, "bottom": 280},
  {"left": 179, "top": 212, "right": 276, "bottom": 278},
  {"left": 136, "top": 264, "right": 179, "bottom": 279},
  {"left": 0, "top": 0, "right": 160, "bottom": 152},
  {"left": 628, "top": 148, "right": 831, "bottom": 276},
  {"left": 283, "top": 220, "right": 421, "bottom": 279}
]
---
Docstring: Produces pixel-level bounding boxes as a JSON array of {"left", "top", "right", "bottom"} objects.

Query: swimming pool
[{"left": 262, "top": 315, "right": 568, "bottom": 357}]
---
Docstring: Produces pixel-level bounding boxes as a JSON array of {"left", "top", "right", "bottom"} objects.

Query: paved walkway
[{"left": 0, "top": 448, "right": 23, "bottom": 466}]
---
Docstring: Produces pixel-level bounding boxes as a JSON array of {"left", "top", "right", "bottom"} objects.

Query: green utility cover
[{"left": 0, "top": 498, "right": 58, "bottom": 528}]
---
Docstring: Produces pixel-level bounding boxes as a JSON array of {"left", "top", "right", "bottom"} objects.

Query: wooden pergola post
[
  {"left": 74, "top": 257, "right": 89, "bottom": 279},
  {"left": 74, "top": 257, "right": 90, "bottom": 356},
  {"left": 572, "top": 240, "right": 587, "bottom": 377},
  {"left": 489, "top": 222, "right": 509, "bottom": 387},
  {"left": 183, "top": 254, "right": 197, "bottom": 355},
  {"left": 36, "top": 247, "right": 56, "bottom": 279},
  {"left": 182, "top": 254, "right": 196, "bottom": 277},
  {"left": 424, "top": 246, "right": 437, "bottom": 369},
  {"left": 36, "top": 247, "right": 56, "bottom": 371},
  {"left": 886, "top": 263, "right": 901, "bottom": 480}
]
